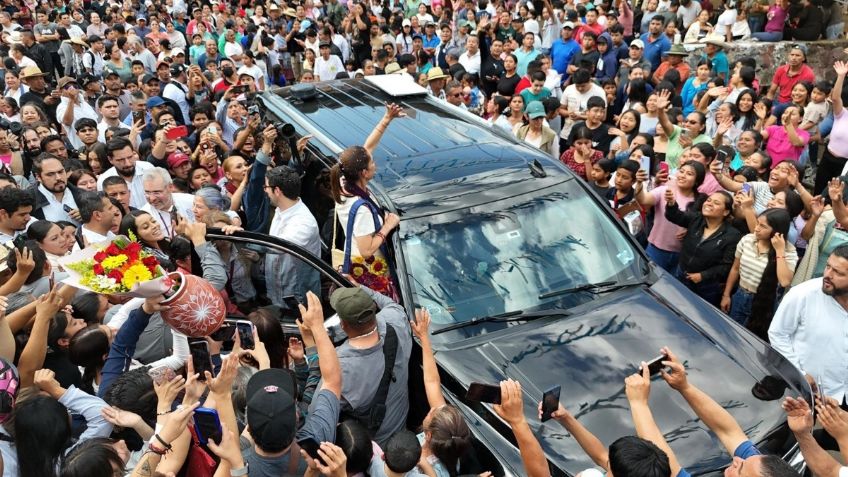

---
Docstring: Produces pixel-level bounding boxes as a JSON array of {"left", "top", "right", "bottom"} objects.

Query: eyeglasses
[{"left": 450, "top": 92, "right": 462, "bottom": 97}]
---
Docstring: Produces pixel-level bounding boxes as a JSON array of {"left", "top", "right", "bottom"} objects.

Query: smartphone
[
  {"left": 283, "top": 295, "right": 302, "bottom": 318},
  {"left": 639, "top": 155, "right": 651, "bottom": 177},
  {"left": 298, "top": 437, "right": 326, "bottom": 466},
  {"left": 189, "top": 340, "right": 214, "bottom": 381},
  {"left": 132, "top": 110, "right": 144, "bottom": 124},
  {"left": 642, "top": 354, "right": 669, "bottom": 376},
  {"left": 63, "top": 204, "right": 73, "bottom": 213},
  {"left": 209, "top": 322, "right": 236, "bottom": 341},
  {"left": 166, "top": 125, "right": 188, "bottom": 140},
  {"left": 231, "top": 84, "right": 249, "bottom": 95},
  {"left": 540, "top": 385, "right": 561, "bottom": 422},
  {"left": 193, "top": 407, "right": 223, "bottom": 445},
  {"left": 207, "top": 124, "right": 217, "bottom": 135},
  {"left": 465, "top": 382, "right": 502, "bottom": 404},
  {"left": 235, "top": 320, "right": 255, "bottom": 350},
  {"left": 741, "top": 183, "right": 752, "bottom": 195},
  {"left": 148, "top": 365, "right": 176, "bottom": 386},
  {"left": 658, "top": 161, "right": 669, "bottom": 174}
]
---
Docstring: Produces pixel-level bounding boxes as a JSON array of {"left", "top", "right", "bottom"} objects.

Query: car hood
[{"left": 434, "top": 274, "right": 807, "bottom": 476}]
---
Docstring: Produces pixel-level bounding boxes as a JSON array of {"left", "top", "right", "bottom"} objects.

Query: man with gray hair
[
  {"left": 129, "top": 36, "right": 157, "bottom": 74},
  {"left": 140, "top": 167, "right": 195, "bottom": 238}
]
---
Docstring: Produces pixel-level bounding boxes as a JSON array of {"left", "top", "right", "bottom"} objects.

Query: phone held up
[
  {"left": 235, "top": 320, "right": 255, "bottom": 350},
  {"left": 540, "top": 385, "right": 561, "bottom": 422},
  {"left": 465, "top": 382, "right": 502, "bottom": 404},
  {"left": 641, "top": 353, "right": 670, "bottom": 376},
  {"left": 297, "top": 437, "right": 326, "bottom": 466},
  {"left": 189, "top": 340, "right": 214, "bottom": 381},
  {"left": 193, "top": 407, "right": 223, "bottom": 446}
]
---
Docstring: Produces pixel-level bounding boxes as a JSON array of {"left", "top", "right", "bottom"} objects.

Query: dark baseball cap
[
  {"left": 245, "top": 369, "right": 298, "bottom": 450},
  {"left": 329, "top": 287, "right": 377, "bottom": 325},
  {"left": 142, "top": 73, "right": 159, "bottom": 84}
]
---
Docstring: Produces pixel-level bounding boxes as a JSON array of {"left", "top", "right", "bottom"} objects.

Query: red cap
[{"left": 167, "top": 152, "right": 191, "bottom": 169}]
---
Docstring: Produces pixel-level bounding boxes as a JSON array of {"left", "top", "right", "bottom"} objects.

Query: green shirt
[
  {"left": 666, "top": 125, "right": 711, "bottom": 170},
  {"left": 520, "top": 88, "right": 552, "bottom": 108}
]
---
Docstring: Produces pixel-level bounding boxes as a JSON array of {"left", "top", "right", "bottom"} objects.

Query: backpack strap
[
  {"left": 341, "top": 198, "right": 384, "bottom": 273},
  {"left": 367, "top": 324, "right": 399, "bottom": 432}
]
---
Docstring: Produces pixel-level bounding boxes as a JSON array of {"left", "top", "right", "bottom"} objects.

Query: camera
[
  {"left": 0, "top": 118, "right": 21, "bottom": 136},
  {"left": 271, "top": 122, "right": 295, "bottom": 138}
]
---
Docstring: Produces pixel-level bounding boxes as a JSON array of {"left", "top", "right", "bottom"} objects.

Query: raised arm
[
  {"left": 660, "top": 347, "right": 749, "bottom": 456},
  {"left": 784, "top": 397, "right": 843, "bottom": 477},
  {"left": 363, "top": 103, "right": 405, "bottom": 156},
  {"left": 552, "top": 403, "right": 609, "bottom": 470},
  {"left": 834, "top": 61, "right": 847, "bottom": 117},
  {"left": 654, "top": 89, "right": 675, "bottom": 138},
  {"left": 493, "top": 380, "right": 551, "bottom": 477},
  {"left": 410, "top": 309, "right": 446, "bottom": 409},
  {"left": 18, "top": 290, "right": 64, "bottom": 388},
  {"left": 625, "top": 366, "right": 682, "bottom": 477},
  {"left": 299, "top": 290, "right": 341, "bottom": 398}
]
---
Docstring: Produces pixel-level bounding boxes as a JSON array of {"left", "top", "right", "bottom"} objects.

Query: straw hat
[
  {"left": 385, "top": 62, "right": 402, "bottom": 74},
  {"left": 426, "top": 67, "right": 449, "bottom": 82},
  {"left": 20, "top": 66, "right": 47, "bottom": 79},
  {"left": 282, "top": 7, "right": 297, "bottom": 17},
  {"left": 703, "top": 33, "right": 730, "bottom": 50},
  {"left": 68, "top": 37, "right": 89, "bottom": 48}
]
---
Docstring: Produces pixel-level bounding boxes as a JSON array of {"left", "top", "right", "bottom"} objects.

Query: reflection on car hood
[{"left": 435, "top": 274, "right": 807, "bottom": 476}]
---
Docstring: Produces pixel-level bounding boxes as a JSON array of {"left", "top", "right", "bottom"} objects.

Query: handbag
[{"left": 331, "top": 207, "right": 345, "bottom": 271}]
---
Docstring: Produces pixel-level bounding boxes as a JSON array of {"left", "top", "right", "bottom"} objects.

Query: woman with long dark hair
[
  {"left": 721, "top": 208, "right": 798, "bottom": 339},
  {"left": 329, "top": 104, "right": 402, "bottom": 296},
  {"left": 665, "top": 190, "right": 742, "bottom": 306},
  {"left": 119, "top": 210, "right": 173, "bottom": 271},
  {"left": 608, "top": 109, "right": 642, "bottom": 161},
  {"left": 635, "top": 161, "right": 707, "bottom": 272}
]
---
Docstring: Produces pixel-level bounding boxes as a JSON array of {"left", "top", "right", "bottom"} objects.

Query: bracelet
[
  {"left": 777, "top": 255, "right": 785, "bottom": 259},
  {"left": 147, "top": 442, "right": 168, "bottom": 455},
  {"left": 156, "top": 410, "right": 172, "bottom": 416},
  {"left": 230, "top": 463, "right": 249, "bottom": 477},
  {"left": 153, "top": 433, "right": 172, "bottom": 450},
  {"left": 375, "top": 231, "right": 386, "bottom": 241}
]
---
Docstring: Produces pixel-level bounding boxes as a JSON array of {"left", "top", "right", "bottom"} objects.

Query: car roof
[{"left": 268, "top": 78, "right": 570, "bottom": 215}]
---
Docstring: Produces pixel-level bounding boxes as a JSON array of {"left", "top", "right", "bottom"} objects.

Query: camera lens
[{"left": 279, "top": 123, "right": 295, "bottom": 138}]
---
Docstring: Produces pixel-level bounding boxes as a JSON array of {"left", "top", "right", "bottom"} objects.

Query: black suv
[{"left": 211, "top": 76, "right": 809, "bottom": 476}]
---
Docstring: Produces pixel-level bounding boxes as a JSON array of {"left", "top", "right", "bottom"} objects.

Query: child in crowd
[{"left": 590, "top": 158, "right": 615, "bottom": 196}]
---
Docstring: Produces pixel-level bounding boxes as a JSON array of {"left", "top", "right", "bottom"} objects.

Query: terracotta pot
[{"left": 160, "top": 272, "right": 226, "bottom": 337}]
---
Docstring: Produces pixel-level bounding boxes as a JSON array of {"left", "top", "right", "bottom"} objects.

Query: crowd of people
[{"left": 0, "top": 0, "right": 847, "bottom": 475}]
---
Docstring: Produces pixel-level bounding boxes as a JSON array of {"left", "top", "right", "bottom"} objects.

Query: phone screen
[
  {"left": 742, "top": 183, "right": 752, "bottom": 195},
  {"left": 236, "top": 322, "right": 255, "bottom": 350},
  {"left": 189, "top": 341, "right": 214, "bottom": 381},
  {"left": 465, "top": 382, "right": 502, "bottom": 404},
  {"left": 209, "top": 323, "right": 236, "bottom": 342},
  {"left": 643, "top": 354, "right": 669, "bottom": 376},
  {"left": 133, "top": 111, "right": 144, "bottom": 123},
  {"left": 541, "top": 385, "right": 561, "bottom": 422},
  {"left": 297, "top": 438, "right": 326, "bottom": 465},
  {"left": 194, "top": 408, "right": 223, "bottom": 445},
  {"left": 283, "top": 296, "right": 302, "bottom": 318}
]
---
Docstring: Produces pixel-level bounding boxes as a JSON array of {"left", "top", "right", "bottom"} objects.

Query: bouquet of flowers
[{"left": 58, "top": 234, "right": 175, "bottom": 298}]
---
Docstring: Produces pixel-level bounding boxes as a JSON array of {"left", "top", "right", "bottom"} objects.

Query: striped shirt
[{"left": 735, "top": 233, "right": 798, "bottom": 292}]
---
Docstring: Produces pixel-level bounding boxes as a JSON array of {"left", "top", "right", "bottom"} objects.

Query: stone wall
[{"left": 680, "top": 39, "right": 848, "bottom": 87}]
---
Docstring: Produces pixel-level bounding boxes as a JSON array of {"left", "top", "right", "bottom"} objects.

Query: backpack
[{"left": 339, "top": 324, "right": 399, "bottom": 439}]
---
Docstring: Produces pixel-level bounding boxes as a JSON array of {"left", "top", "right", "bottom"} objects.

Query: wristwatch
[{"left": 230, "top": 463, "right": 249, "bottom": 477}]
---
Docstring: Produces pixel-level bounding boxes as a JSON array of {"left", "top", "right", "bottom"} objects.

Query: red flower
[
  {"left": 124, "top": 242, "right": 142, "bottom": 258},
  {"left": 105, "top": 244, "right": 121, "bottom": 256},
  {"left": 93, "top": 251, "right": 107, "bottom": 262},
  {"left": 142, "top": 256, "right": 159, "bottom": 268},
  {"left": 108, "top": 269, "right": 123, "bottom": 282},
  {"left": 93, "top": 264, "right": 104, "bottom": 275}
]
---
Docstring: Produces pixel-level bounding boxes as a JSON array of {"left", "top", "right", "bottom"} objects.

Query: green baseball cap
[
  {"left": 526, "top": 101, "right": 546, "bottom": 119},
  {"left": 330, "top": 287, "right": 377, "bottom": 325}
]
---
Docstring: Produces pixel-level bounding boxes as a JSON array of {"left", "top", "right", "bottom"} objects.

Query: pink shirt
[
  {"left": 649, "top": 185, "right": 695, "bottom": 252},
  {"left": 764, "top": 5, "right": 788, "bottom": 33},
  {"left": 829, "top": 109, "right": 848, "bottom": 159},
  {"left": 698, "top": 172, "right": 723, "bottom": 195},
  {"left": 766, "top": 125, "right": 809, "bottom": 166}
]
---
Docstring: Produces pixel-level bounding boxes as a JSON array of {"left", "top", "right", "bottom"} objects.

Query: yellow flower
[
  {"left": 122, "top": 264, "right": 153, "bottom": 290},
  {"left": 101, "top": 254, "right": 128, "bottom": 270}
]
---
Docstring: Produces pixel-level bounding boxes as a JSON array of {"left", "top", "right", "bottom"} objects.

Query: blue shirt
[
  {"left": 639, "top": 33, "right": 670, "bottom": 72},
  {"left": 423, "top": 34, "right": 440, "bottom": 50},
  {"left": 515, "top": 47, "right": 541, "bottom": 77},
  {"left": 550, "top": 38, "right": 580, "bottom": 75},
  {"left": 704, "top": 50, "right": 730, "bottom": 82},
  {"left": 676, "top": 442, "right": 761, "bottom": 477}
]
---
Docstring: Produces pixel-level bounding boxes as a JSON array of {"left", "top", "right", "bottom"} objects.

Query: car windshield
[{"left": 400, "top": 179, "right": 646, "bottom": 324}]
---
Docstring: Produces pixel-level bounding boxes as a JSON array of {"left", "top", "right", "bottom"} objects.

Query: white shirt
[
  {"left": 559, "top": 82, "right": 607, "bottom": 139},
  {"left": 769, "top": 277, "right": 848, "bottom": 402},
  {"left": 237, "top": 65, "right": 265, "bottom": 90},
  {"left": 82, "top": 49, "right": 105, "bottom": 76},
  {"left": 332, "top": 33, "right": 351, "bottom": 63},
  {"left": 56, "top": 95, "right": 99, "bottom": 151},
  {"left": 38, "top": 184, "right": 78, "bottom": 224},
  {"left": 458, "top": 49, "right": 481, "bottom": 74},
  {"left": 75, "top": 226, "right": 115, "bottom": 251},
  {"left": 140, "top": 192, "right": 195, "bottom": 238},
  {"left": 314, "top": 55, "right": 344, "bottom": 81},
  {"left": 96, "top": 160, "right": 155, "bottom": 209},
  {"left": 162, "top": 81, "right": 191, "bottom": 124},
  {"left": 266, "top": 199, "right": 321, "bottom": 305}
]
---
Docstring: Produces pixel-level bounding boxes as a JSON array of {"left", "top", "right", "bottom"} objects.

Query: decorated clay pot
[{"left": 160, "top": 272, "right": 226, "bottom": 337}]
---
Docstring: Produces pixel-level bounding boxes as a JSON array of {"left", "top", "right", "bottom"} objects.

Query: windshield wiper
[
  {"left": 538, "top": 280, "right": 643, "bottom": 300},
  {"left": 431, "top": 309, "right": 570, "bottom": 336}
]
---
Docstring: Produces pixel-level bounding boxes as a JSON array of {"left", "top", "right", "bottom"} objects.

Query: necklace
[{"left": 348, "top": 325, "right": 378, "bottom": 341}]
